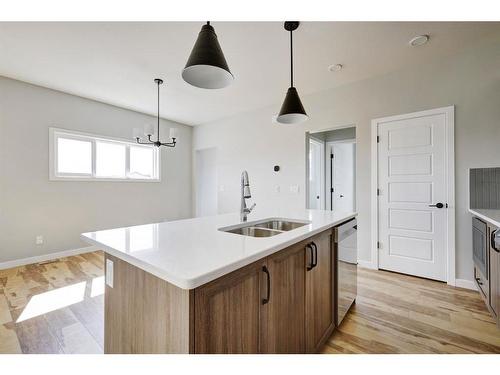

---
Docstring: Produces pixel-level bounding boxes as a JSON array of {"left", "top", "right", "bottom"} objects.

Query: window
[{"left": 49, "top": 128, "right": 160, "bottom": 181}]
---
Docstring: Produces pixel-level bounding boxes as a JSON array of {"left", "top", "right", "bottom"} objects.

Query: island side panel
[{"left": 104, "top": 254, "right": 194, "bottom": 354}]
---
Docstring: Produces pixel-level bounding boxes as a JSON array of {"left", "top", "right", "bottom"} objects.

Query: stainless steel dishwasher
[{"left": 335, "top": 217, "right": 358, "bottom": 326}]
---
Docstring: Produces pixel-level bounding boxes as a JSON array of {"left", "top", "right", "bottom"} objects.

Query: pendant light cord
[
  {"left": 157, "top": 80, "right": 160, "bottom": 142},
  {"left": 290, "top": 29, "right": 294, "bottom": 87}
]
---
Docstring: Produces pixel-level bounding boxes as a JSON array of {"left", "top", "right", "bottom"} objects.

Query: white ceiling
[{"left": 1, "top": 22, "right": 499, "bottom": 126}]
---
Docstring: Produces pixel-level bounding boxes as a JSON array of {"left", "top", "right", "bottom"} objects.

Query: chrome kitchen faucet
[{"left": 240, "top": 171, "right": 256, "bottom": 222}]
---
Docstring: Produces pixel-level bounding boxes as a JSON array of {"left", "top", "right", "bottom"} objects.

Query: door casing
[{"left": 370, "top": 106, "right": 455, "bottom": 285}]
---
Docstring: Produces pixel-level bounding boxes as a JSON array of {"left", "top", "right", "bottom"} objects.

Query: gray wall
[
  {"left": 0, "top": 76, "right": 193, "bottom": 263},
  {"left": 193, "top": 34, "right": 500, "bottom": 282}
]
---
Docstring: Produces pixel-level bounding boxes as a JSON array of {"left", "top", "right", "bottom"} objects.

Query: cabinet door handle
[
  {"left": 306, "top": 244, "right": 314, "bottom": 271},
  {"left": 475, "top": 277, "right": 483, "bottom": 286},
  {"left": 262, "top": 266, "right": 270, "bottom": 305},
  {"left": 311, "top": 242, "right": 318, "bottom": 268}
]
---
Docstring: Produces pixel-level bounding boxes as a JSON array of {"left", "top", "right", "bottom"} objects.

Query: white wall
[
  {"left": 0, "top": 76, "right": 193, "bottom": 263},
  {"left": 195, "top": 147, "right": 218, "bottom": 217},
  {"left": 193, "top": 35, "right": 500, "bottom": 282}
]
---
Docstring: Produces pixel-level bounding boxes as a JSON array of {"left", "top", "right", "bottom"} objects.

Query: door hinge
[
  {"left": 330, "top": 153, "right": 334, "bottom": 159},
  {"left": 377, "top": 136, "right": 380, "bottom": 143},
  {"left": 377, "top": 241, "right": 382, "bottom": 249},
  {"left": 377, "top": 188, "right": 381, "bottom": 196},
  {"left": 331, "top": 188, "right": 334, "bottom": 193}
]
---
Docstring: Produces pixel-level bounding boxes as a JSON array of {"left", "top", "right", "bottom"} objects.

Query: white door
[
  {"left": 330, "top": 142, "right": 356, "bottom": 212},
  {"left": 378, "top": 112, "right": 448, "bottom": 281},
  {"left": 308, "top": 138, "right": 324, "bottom": 209}
]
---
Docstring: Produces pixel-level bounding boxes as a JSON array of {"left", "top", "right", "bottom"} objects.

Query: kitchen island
[{"left": 81, "top": 208, "right": 357, "bottom": 354}]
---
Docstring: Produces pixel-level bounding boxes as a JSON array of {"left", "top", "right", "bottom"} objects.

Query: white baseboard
[
  {"left": 357, "top": 260, "right": 378, "bottom": 270},
  {"left": 455, "top": 278, "right": 477, "bottom": 291},
  {"left": 0, "top": 245, "right": 98, "bottom": 270}
]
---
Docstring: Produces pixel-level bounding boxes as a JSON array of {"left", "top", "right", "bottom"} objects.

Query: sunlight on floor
[
  {"left": 90, "top": 276, "right": 105, "bottom": 297},
  {"left": 16, "top": 276, "right": 105, "bottom": 323}
]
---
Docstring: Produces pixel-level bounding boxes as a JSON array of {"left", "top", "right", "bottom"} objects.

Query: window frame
[{"left": 49, "top": 127, "right": 161, "bottom": 182}]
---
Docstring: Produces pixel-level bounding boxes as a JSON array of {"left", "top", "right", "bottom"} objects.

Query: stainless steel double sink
[{"left": 219, "top": 219, "right": 309, "bottom": 237}]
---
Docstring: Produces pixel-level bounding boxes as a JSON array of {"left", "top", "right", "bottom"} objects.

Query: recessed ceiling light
[
  {"left": 409, "top": 34, "right": 429, "bottom": 47},
  {"left": 328, "top": 64, "right": 343, "bottom": 72}
]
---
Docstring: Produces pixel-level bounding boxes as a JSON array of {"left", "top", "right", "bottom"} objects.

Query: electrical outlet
[
  {"left": 106, "top": 259, "right": 114, "bottom": 288},
  {"left": 35, "top": 235, "right": 43, "bottom": 245},
  {"left": 290, "top": 185, "right": 300, "bottom": 194}
]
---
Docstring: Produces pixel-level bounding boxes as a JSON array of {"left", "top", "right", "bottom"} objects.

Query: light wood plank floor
[
  {"left": 323, "top": 268, "right": 500, "bottom": 354},
  {"left": 0, "top": 252, "right": 104, "bottom": 353},
  {"left": 1, "top": 251, "right": 499, "bottom": 354}
]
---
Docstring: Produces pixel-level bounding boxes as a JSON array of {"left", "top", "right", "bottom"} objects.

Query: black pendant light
[
  {"left": 276, "top": 21, "right": 308, "bottom": 124},
  {"left": 182, "top": 21, "right": 234, "bottom": 89}
]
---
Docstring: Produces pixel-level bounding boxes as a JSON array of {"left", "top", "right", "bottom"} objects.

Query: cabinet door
[
  {"left": 261, "top": 243, "right": 306, "bottom": 353},
  {"left": 194, "top": 260, "right": 265, "bottom": 353},
  {"left": 305, "top": 230, "right": 335, "bottom": 352},
  {"left": 490, "top": 247, "right": 499, "bottom": 318}
]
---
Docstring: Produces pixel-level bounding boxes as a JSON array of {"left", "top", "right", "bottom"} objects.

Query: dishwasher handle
[{"left": 492, "top": 230, "right": 500, "bottom": 253}]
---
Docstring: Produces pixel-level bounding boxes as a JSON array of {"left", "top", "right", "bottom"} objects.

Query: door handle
[
  {"left": 262, "top": 266, "right": 270, "bottom": 304},
  {"left": 429, "top": 202, "right": 446, "bottom": 208},
  {"left": 311, "top": 242, "right": 318, "bottom": 268},
  {"left": 306, "top": 244, "right": 314, "bottom": 271}
]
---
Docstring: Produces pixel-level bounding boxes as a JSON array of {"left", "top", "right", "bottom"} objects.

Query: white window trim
[{"left": 49, "top": 127, "right": 161, "bottom": 182}]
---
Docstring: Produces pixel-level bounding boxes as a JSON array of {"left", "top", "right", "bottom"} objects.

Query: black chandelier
[{"left": 134, "top": 78, "right": 177, "bottom": 148}]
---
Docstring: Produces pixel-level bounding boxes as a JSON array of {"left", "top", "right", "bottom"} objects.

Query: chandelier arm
[{"left": 160, "top": 140, "right": 177, "bottom": 147}]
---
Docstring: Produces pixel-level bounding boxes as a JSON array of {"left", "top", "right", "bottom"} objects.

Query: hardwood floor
[
  {"left": 1, "top": 251, "right": 499, "bottom": 354},
  {"left": 323, "top": 268, "right": 500, "bottom": 354},
  {"left": 0, "top": 252, "right": 104, "bottom": 353}
]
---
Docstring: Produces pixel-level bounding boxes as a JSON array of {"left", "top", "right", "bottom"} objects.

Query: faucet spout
[{"left": 240, "top": 171, "right": 256, "bottom": 222}]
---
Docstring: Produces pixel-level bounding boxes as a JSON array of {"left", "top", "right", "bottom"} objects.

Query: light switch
[
  {"left": 274, "top": 185, "right": 281, "bottom": 193},
  {"left": 219, "top": 184, "right": 225, "bottom": 192},
  {"left": 106, "top": 259, "right": 114, "bottom": 288}
]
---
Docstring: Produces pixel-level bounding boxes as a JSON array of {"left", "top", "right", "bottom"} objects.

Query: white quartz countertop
[
  {"left": 469, "top": 208, "right": 500, "bottom": 227},
  {"left": 81, "top": 208, "right": 357, "bottom": 289}
]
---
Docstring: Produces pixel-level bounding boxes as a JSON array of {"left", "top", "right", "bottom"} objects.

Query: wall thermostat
[{"left": 274, "top": 165, "right": 280, "bottom": 172}]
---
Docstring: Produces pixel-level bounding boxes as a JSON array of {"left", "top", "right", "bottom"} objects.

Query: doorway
[
  {"left": 308, "top": 138, "right": 325, "bottom": 209},
  {"left": 328, "top": 141, "right": 356, "bottom": 212},
  {"left": 195, "top": 147, "right": 217, "bottom": 217},
  {"left": 306, "top": 126, "right": 356, "bottom": 212}
]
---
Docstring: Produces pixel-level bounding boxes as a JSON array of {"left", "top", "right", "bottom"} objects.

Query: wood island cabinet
[
  {"left": 193, "top": 229, "right": 335, "bottom": 354},
  {"left": 260, "top": 242, "right": 307, "bottom": 353},
  {"left": 194, "top": 259, "right": 265, "bottom": 354},
  {"left": 305, "top": 230, "right": 335, "bottom": 353},
  {"left": 490, "top": 246, "right": 499, "bottom": 320},
  {"left": 105, "top": 226, "right": 343, "bottom": 354}
]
